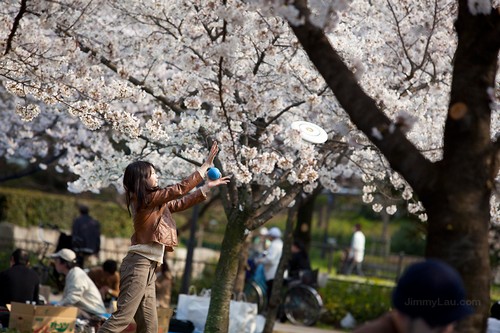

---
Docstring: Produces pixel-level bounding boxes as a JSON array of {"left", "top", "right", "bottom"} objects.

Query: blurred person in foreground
[
  {"left": 51, "top": 248, "right": 106, "bottom": 318},
  {"left": 0, "top": 248, "right": 40, "bottom": 327},
  {"left": 353, "top": 259, "right": 473, "bottom": 333},
  {"left": 88, "top": 260, "right": 120, "bottom": 306}
]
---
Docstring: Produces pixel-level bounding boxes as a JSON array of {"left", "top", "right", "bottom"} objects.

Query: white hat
[
  {"left": 50, "top": 248, "right": 77, "bottom": 262},
  {"left": 259, "top": 227, "right": 269, "bottom": 236},
  {"left": 268, "top": 227, "right": 282, "bottom": 238}
]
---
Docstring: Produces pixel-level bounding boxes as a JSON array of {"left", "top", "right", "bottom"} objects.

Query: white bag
[
  {"left": 176, "top": 289, "right": 257, "bottom": 333},
  {"left": 176, "top": 289, "right": 211, "bottom": 332},
  {"left": 228, "top": 298, "right": 258, "bottom": 333}
]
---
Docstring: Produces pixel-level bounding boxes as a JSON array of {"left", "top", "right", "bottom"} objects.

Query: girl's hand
[
  {"left": 207, "top": 175, "right": 231, "bottom": 188},
  {"left": 201, "top": 175, "right": 230, "bottom": 194},
  {"left": 205, "top": 142, "right": 219, "bottom": 166},
  {"left": 199, "top": 142, "right": 219, "bottom": 175}
]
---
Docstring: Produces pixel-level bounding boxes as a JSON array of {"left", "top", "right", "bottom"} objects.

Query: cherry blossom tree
[
  {"left": 278, "top": 0, "right": 499, "bottom": 331},
  {"left": 0, "top": 0, "right": 498, "bottom": 332}
]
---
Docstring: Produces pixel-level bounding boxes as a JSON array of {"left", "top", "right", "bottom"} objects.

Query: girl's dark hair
[{"left": 123, "top": 161, "right": 158, "bottom": 214}]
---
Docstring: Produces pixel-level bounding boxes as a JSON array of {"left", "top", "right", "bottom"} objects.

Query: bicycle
[
  {"left": 281, "top": 275, "right": 324, "bottom": 326},
  {"left": 244, "top": 266, "right": 324, "bottom": 326},
  {"left": 31, "top": 223, "right": 67, "bottom": 292}
]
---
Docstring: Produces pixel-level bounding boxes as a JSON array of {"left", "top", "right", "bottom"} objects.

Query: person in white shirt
[
  {"left": 487, "top": 301, "right": 500, "bottom": 333},
  {"left": 255, "top": 227, "right": 283, "bottom": 303},
  {"left": 51, "top": 248, "right": 106, "bottom": 318},
  {"left": 347, "top": 224, "right": 365, "bottom": 276}
]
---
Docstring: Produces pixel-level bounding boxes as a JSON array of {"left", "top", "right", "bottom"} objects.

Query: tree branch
[
  {"left": 0, "top": 149, "right": 67, "bottom": 183},
  {"left": 4, "top": 0, "right": 27, "bottom": 55},
  {"left": 288, "top": 1, "right": 438, "bottom": 196}
]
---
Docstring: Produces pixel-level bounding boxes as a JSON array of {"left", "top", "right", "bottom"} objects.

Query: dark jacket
[
  {"left": 0, "top": 264, "right": 40, "bottom": 307},
  {"left": 288, "top": 250, "right": 311, "bottom": 279},
  {"left": 72, "top": 214, "right": 101, "bottom": 254},
  {"left": 131, "top": 171, "right": 207, "bottom": 251}
]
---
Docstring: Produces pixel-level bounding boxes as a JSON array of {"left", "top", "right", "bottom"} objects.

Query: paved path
[{"left": 273, "top": 322, "right": 346, "bottom": 333}]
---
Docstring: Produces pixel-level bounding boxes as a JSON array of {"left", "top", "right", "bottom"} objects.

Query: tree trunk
[
  {"left": 425, "top": 194, "right": 490, "bottom": 333},
  {"left": 422, "top": 3, "right": 499, "bottom": 332},
  {"left": 204, "top": 211, "right": 248, "bottom": 333},
  {"left": 263, "top": 202, "right": 297, "bottom": 333},
  {"left": 294, "top": 188, "right": 322, "bottom": 250},
  {"left": 233, "top": 231, "right": 251, "bottom": 295}
]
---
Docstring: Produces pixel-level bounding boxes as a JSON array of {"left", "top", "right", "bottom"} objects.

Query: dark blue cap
[{"left": 392, "top": 259, "right": 473, "bottom": 327}]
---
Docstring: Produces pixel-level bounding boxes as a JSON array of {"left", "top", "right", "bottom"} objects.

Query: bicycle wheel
[
  {"left": 283, "top": 285, "right": 323, "bottom": 326},
  {"left": 244, "top": 281, "right": 266, "bottom": 314}
]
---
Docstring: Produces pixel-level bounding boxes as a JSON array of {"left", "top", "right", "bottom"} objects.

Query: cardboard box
[
  {"left": 119, "top": 308, "right": 173, "bottom": 333},
  {"left": 9, "top": 302, "right": 78, "bottom": 333},
  {"left": 157, "top": 307, "right": 173, "bottom": 333}
]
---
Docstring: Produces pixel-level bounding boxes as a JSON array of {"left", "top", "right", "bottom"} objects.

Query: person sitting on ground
[
  {"left": 487, "top": 301, "right": 500, "bottom": 333},
  {"left": 50, "top": 248, "right": 106, "bottom": 318},
  {"left": 88, "top": 260, "right": 120, "bottom": 305},
  {"left": 0, "top": 248, "right": 40, "bottom": 327},
  {"left": 353, "top": 259, "right": 473, "bottom": 333}
]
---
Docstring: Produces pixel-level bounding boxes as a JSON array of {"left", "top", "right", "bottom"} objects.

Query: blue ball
[{"left": 207, "top": 167, "right": 221, "bottom": 180}]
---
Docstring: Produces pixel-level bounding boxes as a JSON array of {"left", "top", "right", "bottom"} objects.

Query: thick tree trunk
[
  {"left": 424, "top": 3, "right": 499, "bottom": 331},
  {"left": 204, "top": 211, "right": 248, "bottom": 333},
  {"left": 425, "top": 195, "right": 490, "bottom": 333}
]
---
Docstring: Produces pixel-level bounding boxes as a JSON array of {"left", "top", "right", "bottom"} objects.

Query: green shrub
[
  {"left": 390, "top": 219, "right": 426, "bottom": 256},
  {"left": 319, "top": 277, "right": 393, "bottom": 327},
  {"left": 0, "top": 187, "right": 132, "bottom": 237}
]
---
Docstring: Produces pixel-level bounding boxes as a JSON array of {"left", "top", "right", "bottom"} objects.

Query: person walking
[
  {"left": 72, "top": 204, "right": 101, "bottom": 267},
  {"left": 98, "top": 142, "right": 229, "bottom": 333},
  {"left": 0, "top": 249, "right": 40, "bottom": 327},
  {"left": 347, "top": 223, "right": 365, "bottom": 275}
]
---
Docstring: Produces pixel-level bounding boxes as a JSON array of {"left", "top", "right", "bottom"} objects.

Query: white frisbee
[{"left": 291, "top": 121, "right": 328, "bottom": 144}]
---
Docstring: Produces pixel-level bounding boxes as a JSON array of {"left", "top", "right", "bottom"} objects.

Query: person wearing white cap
[
  {"left": 50, "top": 248, "right": 106, "bottom": 318},
  {"left": 254, "top": 227, "right": 283, "bottom": 304}
]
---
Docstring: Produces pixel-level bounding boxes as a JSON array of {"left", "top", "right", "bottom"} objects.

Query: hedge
[
  {"left": 319, "top": 277, "right": 393, "bottom": 327},
  {"left": 0, "top": 187, "right": 133, "bottom": 238}
]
